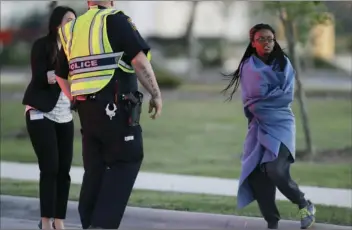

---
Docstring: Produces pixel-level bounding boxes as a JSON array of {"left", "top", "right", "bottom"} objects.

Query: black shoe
[
  {"left": 267, "top": 222, "right": 279, "bottom": 229},
  {"left": 52, "top": 222, "right": 56, "bottom": 229}
]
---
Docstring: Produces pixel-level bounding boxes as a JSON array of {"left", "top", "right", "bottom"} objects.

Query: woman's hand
[
  {"left": 47, "top": 74, "right": 56, "bottom": 84},
  {"left": 47, "top": 70, "right": 57, "bottom": 84},
  {"left": 47, "top": 76, "right": 57, "bottom": 84}
]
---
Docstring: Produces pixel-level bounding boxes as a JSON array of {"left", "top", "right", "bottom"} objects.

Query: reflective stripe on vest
[
  {"left": 58, "top": 8, "right": 121, "bottom": 96},
  {"left": 58, "top": 20, "right": 76, "bottom": 60},
  {"left": 118, "top": 50, "right": 152, "bottom": 73},
  {"left": 68, "top": 52, "right": 123, "bottom": 75}
]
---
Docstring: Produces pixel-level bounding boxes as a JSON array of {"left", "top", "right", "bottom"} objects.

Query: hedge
[{"left": 153, "top": 65, "right": 183, "bottom": 89}]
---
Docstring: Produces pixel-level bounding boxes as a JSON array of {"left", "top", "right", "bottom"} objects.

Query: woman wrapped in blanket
[{"left": 223, "top": 24, "right": 316, "bottom": 229}]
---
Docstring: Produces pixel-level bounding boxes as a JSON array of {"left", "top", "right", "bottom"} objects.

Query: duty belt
[{"left": 73, "top": 91, "right": 143, "bottom": 127}]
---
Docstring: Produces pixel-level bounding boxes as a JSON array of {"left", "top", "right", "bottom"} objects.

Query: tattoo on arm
[{"left": 140, "top": 65, "right": 159, "bottom": 98}]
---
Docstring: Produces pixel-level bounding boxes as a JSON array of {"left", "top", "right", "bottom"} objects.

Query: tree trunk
[
  {"left": 220, "top": 1, "right": 233, "bottom": 65},
  {"left": 49, "top": 1, "right": 57, "bottom": 12},
  {"left": 283, "top": 19, "right": 315, "bottom": 157},
  {"left": 186, "top": 2, "right": 200, "bottom": 81}
]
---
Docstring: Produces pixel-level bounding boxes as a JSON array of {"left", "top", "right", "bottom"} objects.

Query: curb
[
  {"left": 1, "top": 195, "right": 350, "bottom": 230},
  {"left": 2, "top": 161, "right": 351, "bottom": 208}
]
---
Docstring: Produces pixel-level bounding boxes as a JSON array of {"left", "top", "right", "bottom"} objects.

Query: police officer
[{"left": 55, "top": 1, "right": 162, "bottom": 229}]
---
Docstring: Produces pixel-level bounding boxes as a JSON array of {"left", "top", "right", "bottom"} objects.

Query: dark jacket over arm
[{"left": 22, "top": 36, "right": 61, "bottom": 113}]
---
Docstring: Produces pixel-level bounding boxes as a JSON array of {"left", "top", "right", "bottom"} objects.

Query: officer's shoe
[
  {"left": 267, "top": 221, "right": 279, "bottom": 229},
  {"left": 299, "top": 200, "right": 316, "bottom": 229}
]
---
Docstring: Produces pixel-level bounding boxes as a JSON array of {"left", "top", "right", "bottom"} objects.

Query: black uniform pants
[
  {"left": 76, "top": 99, "right": 143, "bottom": 229},
  {"left": 25, "top": 112, "right": 74, "bottom": 219},
  {"left": 247, "top": 144, "right": 308, "bottom": 224}
]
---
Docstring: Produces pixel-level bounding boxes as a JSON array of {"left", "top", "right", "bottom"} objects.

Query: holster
[{"left": 119, "top": 91, "right": 143, "bottom": 126}]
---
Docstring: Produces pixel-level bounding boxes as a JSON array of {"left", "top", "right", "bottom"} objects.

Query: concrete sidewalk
[
  {"left": 1, "top": 161, "right": 352, "bottom": 208},
  {"left": 0, "top": 217, "right": 80, "bottom": 229},
  {"left": 1, "top": 195, "right": 350, "bottom": 230}
]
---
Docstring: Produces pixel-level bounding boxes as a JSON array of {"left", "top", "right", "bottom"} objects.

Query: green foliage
[
  {"left": 0, "top": 42, "right": 32, "bottom": 66},
  {"left": 20, "top": 11, "right": 47, "bottom": 30},
  {"left": 150, "top": 38, "right": 223, "bottom": 67},
  {"left": 311, "top": 57, "right": 338, "bottom": 70},
  {"left": 153, "top": 65, "right": 183, "bottom": 89},
  {"left": 348, "top": 36, "right": 352, "bottom": 52},
  {"left": 198, "top": 38, "right": 223, "bottom": 67},
  {"left": 0, "top": 10, "right": 47, "bottom": 67},
  {"left": 263, "top": 2, "right": 331, "bottom": 43},
  {"left": 324, "top": 2, "right": 352, "bottom": 35}
]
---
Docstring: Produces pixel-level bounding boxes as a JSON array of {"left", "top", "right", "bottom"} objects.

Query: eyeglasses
[{"left": 255, "top": 37, "right": 275, "bottom": 44}]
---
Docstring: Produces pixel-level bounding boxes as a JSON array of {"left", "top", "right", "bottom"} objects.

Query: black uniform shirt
[{"left": 55, "top": 5, "right": 150, "bottom": 92}]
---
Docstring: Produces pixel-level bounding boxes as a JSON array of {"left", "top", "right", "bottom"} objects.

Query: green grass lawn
[
  {"left": 1, "top": 98, "right": 351, "bottom": 189},
  {"left": 179, "top": 83, "right": 352, "bottom": 93},
  {"left": 0, "top": 83, "right": 26, "bottom": 92},
  {"left": 1, "top": 179, "right": 351, "bottom": 226}
]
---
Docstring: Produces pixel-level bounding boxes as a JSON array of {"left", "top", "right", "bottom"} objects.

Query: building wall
[
  {"left": 1, "top": 1, "right": 252, "bottom": 42},
  {"left": 123, "top": 1, "right": 251, "bottom": 41}
]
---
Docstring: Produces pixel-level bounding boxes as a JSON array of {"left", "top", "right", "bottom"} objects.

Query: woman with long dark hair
[
  {"left": 22, "top": 6, "right": 77, "bottom": 230},
  {"left": 223, "top": 24, "right": 316, "bottom": 229}
]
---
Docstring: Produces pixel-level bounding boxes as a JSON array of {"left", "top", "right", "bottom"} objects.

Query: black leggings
[
  {"left": 248, "top": 144, "right": 308, "bottom": 224},
  {"left": 26, "top": 111, "right": 74, "bottom": 219}
]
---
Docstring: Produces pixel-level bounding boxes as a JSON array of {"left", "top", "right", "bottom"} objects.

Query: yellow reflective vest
[{"left": 58, "top": 6, "right": 151, "bottom": 96}]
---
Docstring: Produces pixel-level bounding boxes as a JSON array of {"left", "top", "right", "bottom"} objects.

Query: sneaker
[
  {"left": 267, "top": 221, "right": 279, "bottom": 229},
  {"left": 299, "top": 200, "right": 316, "bottom": 229}
]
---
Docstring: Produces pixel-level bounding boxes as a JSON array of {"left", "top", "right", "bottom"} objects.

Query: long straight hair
[
  {"left": 222, "top": 23, "right": 288, "bottom": 100},
  {"left": 47, "top": 6, "right": 76, "bottom": 64}
]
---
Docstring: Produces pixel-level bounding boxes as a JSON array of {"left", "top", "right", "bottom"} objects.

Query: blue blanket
[{"left": 237, "top": 55, "right": 296, "bottom": 209}]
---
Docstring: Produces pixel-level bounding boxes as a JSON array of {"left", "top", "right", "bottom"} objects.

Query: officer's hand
[{"left": 148, "top": 97, "right": 162, "bottom": 119}]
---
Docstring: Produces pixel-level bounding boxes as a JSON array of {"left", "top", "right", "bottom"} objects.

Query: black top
[
  {"left": 22, "top": 36, "right": 62, "bottom": 113},
  {"left": 55, "top": 6, "right": 150, "bottom": 93}
]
